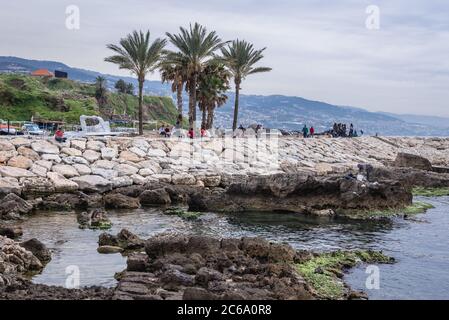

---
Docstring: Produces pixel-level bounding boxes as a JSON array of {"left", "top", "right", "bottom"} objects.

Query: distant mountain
[
  {"left": 1, "top": 56, "right": 448, "bottom": 136},
  {"left": 379, "top": 112, "right": 449, "bottom": 129}
]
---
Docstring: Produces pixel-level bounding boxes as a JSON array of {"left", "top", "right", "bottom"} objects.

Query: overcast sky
[{"left": 1, "top": 0, "right": 448, "bottom": 116}]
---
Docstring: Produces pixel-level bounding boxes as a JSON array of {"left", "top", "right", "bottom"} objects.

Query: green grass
[
  {"left": 413, "top": 187, "right": 449, "bottom": 197},
  {"left": 296, "top": 251, "right": 394, "bottom": 300},
  {"left": 0, "top": 74, "right": 180, "bottom": 126}
]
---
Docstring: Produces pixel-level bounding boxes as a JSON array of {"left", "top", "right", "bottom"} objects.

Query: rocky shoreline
[{"left": 1, "top": 136, "right": 449, "bottom": 300}]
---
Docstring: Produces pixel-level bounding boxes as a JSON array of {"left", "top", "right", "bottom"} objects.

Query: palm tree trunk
[
  {"left": 189, "top": 73, "right": 198, "bottom": 129},
  {"left": 138, "top": 79, "right": 144, "bottom": 136},
  {"left": 207, "top": 104, "right": 215, "bottom": 130},
  {"left": 177, "top": 79, "right": 183, "bottom": 118},
  {"left": 232, "top": 80, "right": 241, "bottom": 131},
  {"left": 201, "top": 103, "right": 207, "bottom": 130}
]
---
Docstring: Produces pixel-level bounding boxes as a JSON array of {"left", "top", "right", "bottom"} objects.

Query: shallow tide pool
[{"left": 19, "top": 196, "right": 449, "bottom": 300}]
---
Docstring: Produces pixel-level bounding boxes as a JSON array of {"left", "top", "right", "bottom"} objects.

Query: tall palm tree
[
  {"left": 105, "top": 30, "right": 166, "bottom": 135},
  {"left": 220, "top": 40, "right": 272, "bottom": 131},
  {"left": 165, "top": 23, "right": 226, "bottom": 129},
  {"left": 197, "top": 63, "right": 230, "bottom": 130},
  {"left": 160, "top": 59, "right": 188, "bottom": 119}
]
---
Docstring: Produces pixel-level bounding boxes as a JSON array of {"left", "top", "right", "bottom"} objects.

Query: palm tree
[
  {"left": 95, "top": 76, "right": 109, "bottom": 115},
  {"left": 160, "top": 59, "right": 188, "bottom": 119},
  {"left": 105, "top": 30, "right": 166, "bottom": 135},
  {"left": 165, "top": 23, "right": 226, "bottom": 129},
  {"left": 220, "top": 40, "right": 272, "bottom": 131},
  {"left": 197, "top": 63, "right": 230, "bottom": 130}
]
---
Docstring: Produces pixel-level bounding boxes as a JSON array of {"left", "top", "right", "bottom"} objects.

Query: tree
[
  {"left": 197, "top": 63, "right": 230, "bottom": 130},
  {"left": 160, "top": 59, "right": 188, "bottom": 119},
  {"left": 95, "top": 76, "right": 109, "bottom": 115},
  {"left": 165, "top": 23, "right": 226, "bottom": 129},
  {"left": 114, "top": 79, "right": 128, "bottom": 94},
  {"left": 105, "top": 30, "right": 166, "bottom": 135},
  {"left": 114, "top": 79, "right": 134, "bottom": 116},
  {"left": 220, "top": 40, "right": 271, "bottom": 131}
]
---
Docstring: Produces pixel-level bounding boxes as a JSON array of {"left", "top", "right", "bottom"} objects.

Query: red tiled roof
[{"left": 31, "top": 69, "right": 54, "bottom": 77}]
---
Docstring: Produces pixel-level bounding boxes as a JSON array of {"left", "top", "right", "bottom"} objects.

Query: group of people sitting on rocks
[{"left": 331, "top": 123, "right": 363, "bottom": 138}]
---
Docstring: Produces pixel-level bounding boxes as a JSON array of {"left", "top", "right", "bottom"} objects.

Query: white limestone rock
[
  {"left": 172, "top": 173, "right": 196, "bottom": 185},
  {"left": 115, "top": 164, "right": 139, "bottom": 177},
  {"left": 61, "top": 147, "right": 82, "bottom": 157},
  {"left": 0, "top": 166, "right": 35, "bottom": 178},
  {"left": 47, "top": 172, "right": 79, "bottom": 192},
  {"left": 83, "top": 150, "right": 101, "bottom": 163},
  {"left": 70, "top": 139, "right": 86, "bottom": 151},
  {"left": 91, "top": 168, "right": 118, "bottom": 180},
  {"left": 101, "top": 147, "right": 118, "bottom": 161},
  {"left": 73, "top": 164, "right": 92, "bottom": 176},
  {"left": 30, "top": 164, "right": 48, "bottom": 177},
  {"left": 0, "top": 177, "right": 21, "bottom": 195},
  {"left": 35, "top": 160, "right": 53, "bottom": 171},
  {"left": 86, "top": 140, "right": 106, "bottom": 151},
  {"left": 52, "top": 164, "right": 80, "bottom": 178},
  {"left": 41, "top": 154, "right": 62, "bottom": 163},
  {"left": 119, "top": 151, "right": 141, "bottom": 163},
  {"left": 0, "top": 140, "right": 15, "bottom": 152},
  {"left": 31, "top": 141, "right": 59, "bottom": 154},
  {"left": 71, "top": 175, "right": 112, "bottom": 193},
  {"left": 130, "top": 174, "right": 147, "bottom": 185},
  {"left": 62, "top": 156, "right": 89, "bottom": 166},
  {"left": 111, "top": 176, "right": 134, "bottom": 188},
  {"left": 7, "top": 156, "right": 33, "bottom": 169},
  {"left": 93, "top": 160, "right": 116, "bottom": 170},
  {"left": 10, "top": 137, "right": 31, "bottom": 148},
  {"left": 17, "top": 146, "right": 40, "bottom": 161}
]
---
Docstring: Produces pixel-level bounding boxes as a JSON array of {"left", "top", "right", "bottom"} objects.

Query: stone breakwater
[{"left": 1, "top": 136, "right": 448, "bottom": 198}]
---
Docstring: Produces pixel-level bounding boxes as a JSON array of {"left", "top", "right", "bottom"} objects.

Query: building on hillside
[
  {"left": 30, "top": 69, "right": 54, "bottom": 78},
  {"left": 55, "top": 70, "right": 68, "bottom": 79}
]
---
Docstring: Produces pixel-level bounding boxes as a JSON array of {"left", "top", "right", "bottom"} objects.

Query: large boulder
[
  {"left": 0, "top": 140, "right": 15, "bottom": 152},
  {"left": 83, "top": 150, "right": 101, "bottom": 163},
  {"left": 0, "top": 194, "right": 33, "bottom": 219},
  {"left": 31, "top": 141, "right": 59, "bottom": 154},
  {"left": 0, "top": 177, "right": 21, "bottom": 195},
  {"left": 47, "top": 172, "right": 79, "bottom": 192},
  {"left": 115, "top": 164, "right": 139, "bottom": 177},
  {"left": 139, "top": 189, "right": 171, "bottom": 206},
  {"left": 0, "top": 166, "right": 35, "bottom": 178},
  {"left": 104, "top": 194, "right": 141, "bottom": 209},
  {"left": 394, "top": 153, "right": 433, "bottom": 171},
  {"left": 71, "top": 175, "right": 112, "bottom": 193},
  {"left": 52, "top": 164, "right": 80, "bottom": 178},
  {"left": 20, "top": 238, "right": 51, "bottom": 264},
  {"left": 17, "top": 147, "right": 40, "bottom": 161},
  {"left": 0, "top": 225, "right": 23, "bottom": 239}
]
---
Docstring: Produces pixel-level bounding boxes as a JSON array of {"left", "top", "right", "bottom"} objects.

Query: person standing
[
  {"left": 302, "top": 125, "right": 309, "bottom": 138},
  {"left": 310, "top": 126, "right": 315, "bottom": 137}
]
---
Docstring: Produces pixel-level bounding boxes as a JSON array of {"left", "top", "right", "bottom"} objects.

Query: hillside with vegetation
[{"left": 0, "top": 74, "right": 179, "bottom": 125}]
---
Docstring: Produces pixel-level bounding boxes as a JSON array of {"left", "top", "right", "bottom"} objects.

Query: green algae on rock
[
  {"left": 338, "top": 201, "right": 434, "bottom": 220},
  {"left": 296, "top": 250, "right": 394, "bottom": 300},
  {"left": 164, "top": 207, "right": 203, "bottom": 221},
  {"left": 412, "top": 187, "right": 449, "bottom": 197}
]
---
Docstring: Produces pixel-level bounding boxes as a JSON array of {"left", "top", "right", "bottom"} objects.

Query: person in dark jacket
[{"left": 302, "top": 125, "right": 309, "bottom": 138}]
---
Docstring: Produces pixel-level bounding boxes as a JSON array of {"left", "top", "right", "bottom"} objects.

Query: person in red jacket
[
  {"left": 310, "top": 126, "right": 315, "bottom": 137},
  {"left": 54, "top": 127, "right": 67, "bottom": 143},
  {"left": 188, "top": 128, "right": 194, "bottom": 139}
]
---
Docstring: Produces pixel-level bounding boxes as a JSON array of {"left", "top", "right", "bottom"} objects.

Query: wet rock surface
[{"left": 113, "top": 233, "right": 314, "bottom": 300}]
